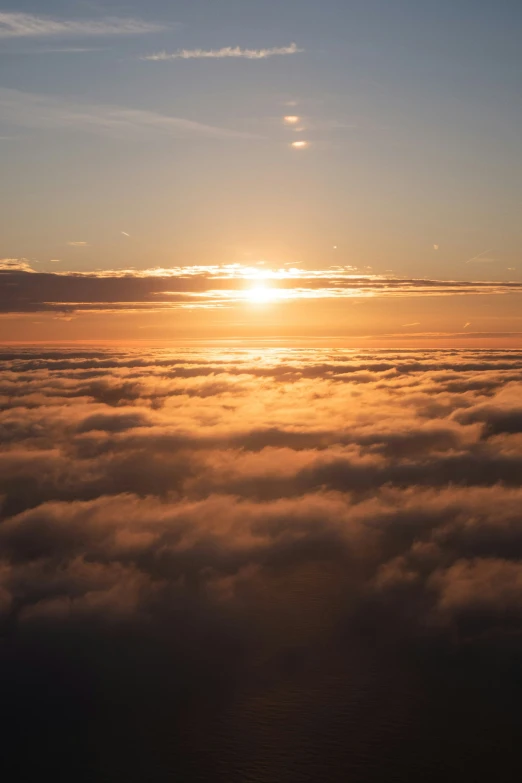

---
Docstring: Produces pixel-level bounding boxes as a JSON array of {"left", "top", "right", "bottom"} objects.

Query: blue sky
[{"left": 2, "top": 0, "right": 522, "bottom": 284}]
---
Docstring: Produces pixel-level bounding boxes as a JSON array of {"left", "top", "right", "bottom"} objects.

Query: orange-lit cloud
[{"left": 0, "top": 257, "right": 33, "bottom": 271}]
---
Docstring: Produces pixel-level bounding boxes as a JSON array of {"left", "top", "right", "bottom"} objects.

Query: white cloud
[
  {"left": 68, "top": 241, "right": 88, "bottom": 248},
  {"left": 0, "top": 88, "right": 262, "bottom": 141},
  {"left": 0, "top": 12, "right": 164, "bottom": 39},
  {"left": 143, "top": 43, "right": 303, "bottom": 61}
]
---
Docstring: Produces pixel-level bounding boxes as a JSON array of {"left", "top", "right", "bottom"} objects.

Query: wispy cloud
[
  {"left": 0, "top": 12, "right": 164, "bottom": 39},
  {"left": 68, "top": 241, "right": 89, "bottom": 247},
  {"left": 143, "top": 43, "right": 303, "bottom": 61},
  {"left": 0, "top": 88, "right": 262, "bottom": 141}
]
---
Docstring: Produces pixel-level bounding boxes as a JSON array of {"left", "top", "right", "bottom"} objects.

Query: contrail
[{"left": 465, "top": 249, "right": 493, "bottom": 264}]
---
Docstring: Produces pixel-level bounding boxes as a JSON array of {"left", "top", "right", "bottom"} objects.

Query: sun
[{"left": 244, "top": 282, "right": 278, "bottom": 304}]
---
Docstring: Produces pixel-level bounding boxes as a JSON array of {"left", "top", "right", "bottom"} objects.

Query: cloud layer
[{"left": 2, "top": 346, "right": 522, "bottom": 779}]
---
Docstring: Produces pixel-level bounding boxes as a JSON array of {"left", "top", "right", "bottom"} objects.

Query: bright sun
[{"left": 245, "top": 282, "right": 277, "bottom": 304}]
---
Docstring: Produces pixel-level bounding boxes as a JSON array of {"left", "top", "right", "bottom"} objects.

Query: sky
[{"left": 2, "top": 0, "right": 522, "bottom": 341}]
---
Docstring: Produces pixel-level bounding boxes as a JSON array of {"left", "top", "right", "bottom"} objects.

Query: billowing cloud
[
  {"left": 143, "top": 43, "right": 303, "bottom": 61},
  {"left": 0, "top": 12, "right": 164, "bottom": 38},
  {"left": 2, "top": 346, "right": 522, "bottom": 778}
]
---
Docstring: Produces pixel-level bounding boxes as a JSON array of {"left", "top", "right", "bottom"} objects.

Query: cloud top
[{"left": 2, "top": 346, "right": 522, "bottom": 779}]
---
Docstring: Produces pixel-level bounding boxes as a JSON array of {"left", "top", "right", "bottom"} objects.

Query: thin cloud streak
[
  {"left": 0, "top": 88, "right": 262, "bottom": 141},
  {"left": 0, "top": 12, "right": 164, "bottom": 38},
  {"left": 143, "top": 43, "right": 303, "bottom": 61},
  {"left": 11, "top": 47, "right": 106, "bottom": 55}
]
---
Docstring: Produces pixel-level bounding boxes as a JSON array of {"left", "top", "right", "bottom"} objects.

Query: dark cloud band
[{"left": 2, "top": 267, "right": 522, "bottom": 313}]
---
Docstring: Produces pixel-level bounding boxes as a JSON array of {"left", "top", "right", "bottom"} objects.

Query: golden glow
[
  {"left": 291, "top": 140, "right": 309, "bottom": 149},
  {"left": 284, "top": 115, "right": 300, "bottom": 125}
]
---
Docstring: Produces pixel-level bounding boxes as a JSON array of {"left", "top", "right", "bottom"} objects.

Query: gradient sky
[{"left": 2, "top": 0, "right": 522, "bottom": 342}]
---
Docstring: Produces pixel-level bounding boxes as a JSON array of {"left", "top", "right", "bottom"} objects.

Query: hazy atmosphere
[{"left": 2, "top": 2, "right": 522, "bottom": 781}]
